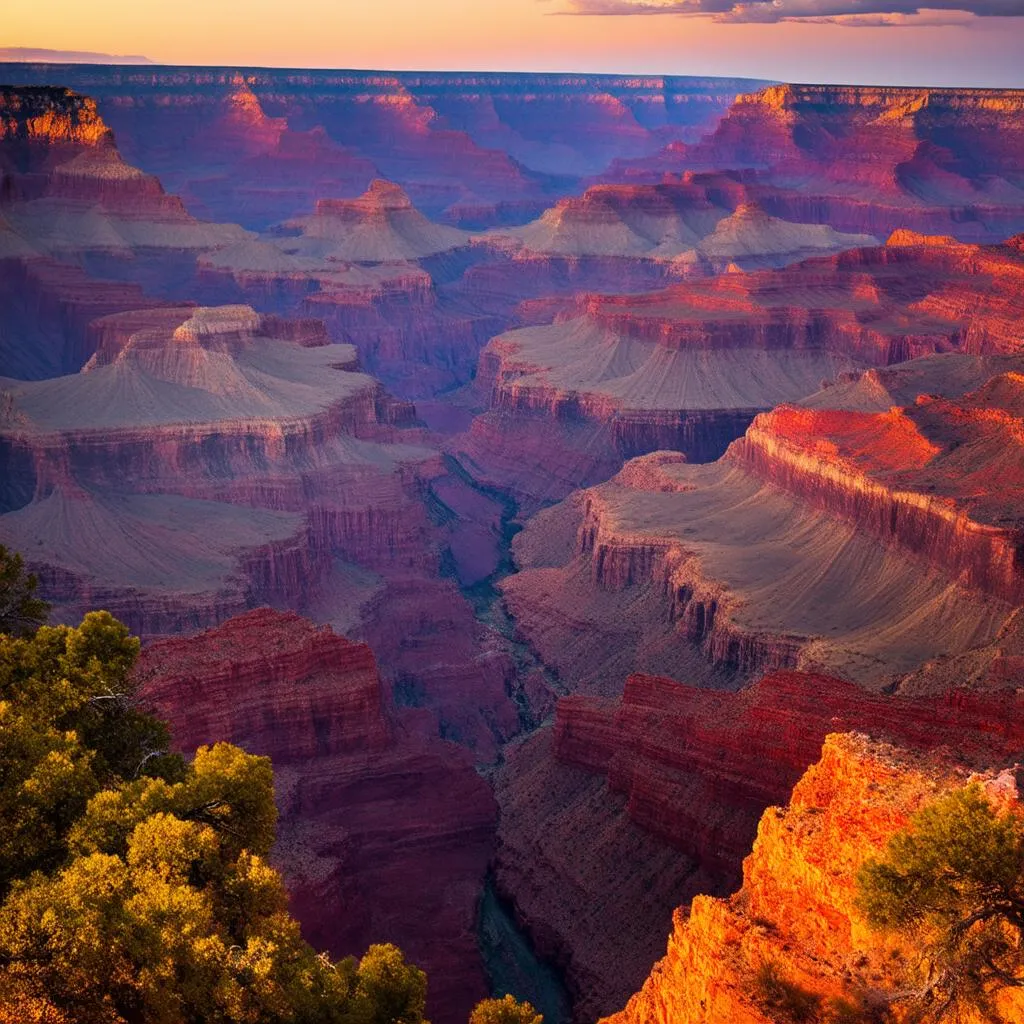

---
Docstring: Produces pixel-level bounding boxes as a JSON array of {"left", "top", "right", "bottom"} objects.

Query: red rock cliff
[
  {"left": 135, "top": 608, "right": 497, "bottom": 1024},
  {"left": 603, "top": 733, "right": 1024, "bottom": 1024}
]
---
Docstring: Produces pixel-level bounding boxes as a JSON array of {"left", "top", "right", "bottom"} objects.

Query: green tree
[
  {"left": 0, "top": 545, "right": 49, "bottom": 637},
  {"left": 856, "top": 783, "right": 1024, "bottom": 1021},
  {"left": 0, "top": 580, "right": 431, "bottom": 1024},
  {"left": 350, "top": 944, "right": 429, "bottom": 1024},
  {"left": 0, "top": 611, "right": 179, "bottom": 891},
  {"left": 469, "top": 994, "right": 543, "bottom": 1024}
]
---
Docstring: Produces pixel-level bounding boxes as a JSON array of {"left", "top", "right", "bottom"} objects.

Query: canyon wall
[
  {"left": 604, "top": 733, "right": 1024, "bottom": 1024},
  {"left": 493, "top": 671, "right": 1024, "bottom": 1020},
  {"left": 0, "top": 65, "right": 767, "bottom": 224},
  {"left": 501, "top": 347, "right": 1023, "bottom": 688},
  {"left": 135, "top": 608, "right": 497, "bottom": 1024},
  {"left": 606, "top": 83, "right": 1024, "bottom": 242}
]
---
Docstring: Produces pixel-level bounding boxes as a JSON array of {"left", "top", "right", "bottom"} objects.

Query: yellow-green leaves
[{"left": 0, "top": 602, "right": 431, "bottom": 1024}]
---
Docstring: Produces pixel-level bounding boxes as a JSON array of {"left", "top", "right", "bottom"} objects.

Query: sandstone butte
[
  {"left": 453, "top": 230, "right": 1024, "bottom": 509},
  {"left": 603, "top": 82, "right": 1024, "bottom": 242},
  {"left": 602, "top": 732, "right": 1024, "bottom": 1024},
  {"left": 133, "top": 608, "right": 497, "bottom": 1024},
  {"left": 493, "top": 669, "right": 1024, "bottom": 1020}
]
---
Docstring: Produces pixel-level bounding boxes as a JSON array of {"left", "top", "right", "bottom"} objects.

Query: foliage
[
  {"left": 856, "top": 783, "right": 1024, "bottom": 1021},
  {"left": 751, "top": 961, "right": 822, "bottom": 1022},
  {"left": 0, "top": 578, "right": 432, "bottom": 1024},
  {"left": 469, "top": 994, "right": 543, "bottom": 1024},
  {"left": 349, "top": 944, "right": 429, "bottom": 1024},
  {"left": 0, "top": 545, "right": 49, "bottom": 637}
]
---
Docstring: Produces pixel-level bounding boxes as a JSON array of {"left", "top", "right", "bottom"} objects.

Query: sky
[{"left": 4, "top": 0, "right": 1024, "bottom": 86}]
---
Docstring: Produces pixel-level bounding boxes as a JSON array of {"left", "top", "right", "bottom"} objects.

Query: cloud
[{"left": 556, "top": 0, "right": 1024, "bottom": 24}]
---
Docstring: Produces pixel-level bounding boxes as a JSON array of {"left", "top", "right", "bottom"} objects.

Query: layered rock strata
[
  {"left": 135, "top": 608, "right": 497, "bottom": 1024},
  {"left": 502, "top": 357, "right": 1024, "bottom": 687},
  {"left": 495, "top": 671, "right": 1024, "bottom": 1021},
  {"left": 1, "top": 67, "right": 765, "bottom": 220},
  {"left": 604, "top": 733, "right": 1024, "bottom": 1024},
  {"left": 607, "top": 83, "right": 1024, "bottom": 242},
  {"left": 458, "top": 232, "right": 1024, "bottom": 508},
  {"left": 0, "top": 302, "right": 519, "bottom": 754}
]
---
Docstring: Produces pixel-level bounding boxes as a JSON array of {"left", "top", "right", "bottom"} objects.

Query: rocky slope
[
  {"left": 606, "top": 83, "right": 1024, "bottom": 242},
  {"left": 494, "top": 672, "right": 1024, "bottom": 1021},
  {"left": 0, "top": 302, "right": 519, "bottom": 756},
  {"left": 1, "top": 66, "right": 765, "bottom": 222},
  {"left": 502, "top": 351, "right": 1024, "bottom": 689},
  {"left": 455, "top": 232, "right": 1024, "bottom": 508},
  {"left": 134, "top": 608, "right": 496, "bottom": 1024},
  {"left": 604, "top": 733, "right": 1024, "bottom": 1024}
]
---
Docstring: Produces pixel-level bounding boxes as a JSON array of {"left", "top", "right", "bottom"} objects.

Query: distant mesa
[
  {"left": 0, "top": 46, "right": 155, "bottom": 65},
  {"left": 495, "top": 184, "right": 875, "bottom": 267}
]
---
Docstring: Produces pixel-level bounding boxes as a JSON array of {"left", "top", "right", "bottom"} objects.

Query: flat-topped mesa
[
  {"left": 555, "top": 669, "right": 1024, "bottom": 878},
  {"left": 603, "top": 733, "right": 1024, "bottom": 1024},
  {"left": 133, "top": 609, "right": 496, "bottom": 1024},
  {"left": 733, "top": 380, "right": 1024, "bottom": 603}
]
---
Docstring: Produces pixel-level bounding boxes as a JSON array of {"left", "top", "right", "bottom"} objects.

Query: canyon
[
  {"left": 2, "top": 72, "right": 1024, "bottom": 1024},
  {"left": 492, "top": 670, "right": 1024, "bottom": 1018},
  {"left": 133, "top": 608, "right": 497, "bottom": 1024},
  {"left": 606, "top": 731, "right": 1024, "bottom": 1024}
]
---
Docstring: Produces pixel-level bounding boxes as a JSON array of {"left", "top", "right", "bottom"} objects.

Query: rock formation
[
  {"left": 494, "top": 671, "right": 1024, "bottom": 1020},
  {"left": 496, "top": 186, "right": 874, "bottom": 267},
  {"left": 0, "top": 301, "right": 518, "bottom": 756},
  {"left": 606, "top": 83, "right": 1024, "bottom": 242},
  {"left": 604, "top": 733, "right": 1024, "bottom": 1024},
  {"left": 134, "top": 608, "right": 497, "bottom": 1024},
  {"left": 502, "top": 350, "right": 1024, "bottom": 688},
  {"left": 455, "top": 232, "right": 1024, "bottom": 508},
  {"left": 279, "top": 180, "right": 473, "bottom": 263}
]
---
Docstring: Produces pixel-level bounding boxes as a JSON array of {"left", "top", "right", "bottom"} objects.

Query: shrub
[
  {"left": 751, "top": 961, "right": 822, "bottom": 1022},
  {"left": 856, "top": 783, "right": 1024, "bottom": 1020}
]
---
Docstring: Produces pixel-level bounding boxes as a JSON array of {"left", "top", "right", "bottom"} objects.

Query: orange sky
[{"left": 4, "top": 0, "right": 1024, "bottom": 85}]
